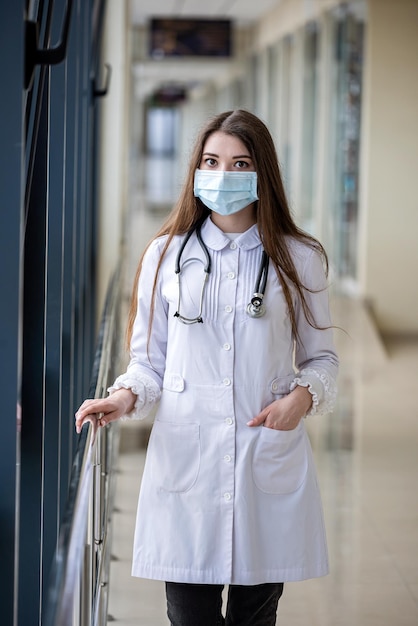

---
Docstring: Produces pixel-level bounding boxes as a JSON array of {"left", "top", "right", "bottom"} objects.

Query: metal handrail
[{"left": 44, "top": 267, "right": 122, "bottom": 626}]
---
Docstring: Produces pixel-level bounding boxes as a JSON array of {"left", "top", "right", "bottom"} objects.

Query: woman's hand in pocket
[{"left": 247, "top": 385, "right": 312, "bottom": 430}]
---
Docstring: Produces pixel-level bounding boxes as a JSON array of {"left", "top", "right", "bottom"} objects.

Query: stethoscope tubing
[
  {"left": 252, "top": 251, "right": 269, "bottom": 304},
  {"left": 174, "top": 222, "right": 269, "bottom": 322}
]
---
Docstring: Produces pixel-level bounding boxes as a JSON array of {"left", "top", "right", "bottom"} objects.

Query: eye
[
  {"left": 235, "top": 160, "right": 250, "bottom": 169},
  {"left": 203, "top": 157, "right": 217, "bottom": 167}
]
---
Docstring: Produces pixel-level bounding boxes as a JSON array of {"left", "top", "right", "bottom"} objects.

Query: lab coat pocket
[
  {"left": 150, "top": 420, "right": 200, "bottom": 493},
  {"left": 252, "top": 422, "right": 308, "bottom": 494}
]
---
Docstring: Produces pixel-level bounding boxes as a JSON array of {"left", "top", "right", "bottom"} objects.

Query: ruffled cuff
[
  {"left": 108, "top": 372, "right": 161, "bottom": 421},
  {"left": 290, "top": 367, "right": 337, "bottom": 416}
]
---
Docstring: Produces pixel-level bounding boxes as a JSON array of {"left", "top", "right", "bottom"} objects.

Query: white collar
[{"left": 200, "top": 216, "right": 262, "bottom": 251}]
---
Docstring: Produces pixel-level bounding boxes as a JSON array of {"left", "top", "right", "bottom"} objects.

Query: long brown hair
[{"left": 126, "top": 109, "right": 328, "bottom": 347}]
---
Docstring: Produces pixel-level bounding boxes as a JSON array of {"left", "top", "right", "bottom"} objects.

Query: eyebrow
[{"left": 202, "top": 152, "right": 252, "bottom": 159}]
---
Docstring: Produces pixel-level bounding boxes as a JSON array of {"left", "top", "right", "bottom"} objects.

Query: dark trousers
[{"left": 165, "top": 581, "right": 284, "bottom": 626}]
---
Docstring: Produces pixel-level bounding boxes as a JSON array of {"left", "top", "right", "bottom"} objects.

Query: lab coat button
[
  {"left": 225, "top": 417, "right": 233, "bottom": 426},
  {"left": 271, "top": 382, "right": 278, "bottom": 391},
  {"left": 230, "top": 242, "right": 237, "bottom": 250},
  {"left": 227, "top": 272, "right": 235, "bottom": 280},
  {"left": 225, "top": 305, "right": 233, "bottom": 313},
  {"left": 224, "top": 492, "right": 232, "bottom": 501},
  {"left": 224, "top": 454, "right": 232, "bottom": 462},
  {"left": 223, "top": 378, "right": 231, "bottom": 386},
  {"left": 223, "top": 343, "right": 231, "bottom": 351}
]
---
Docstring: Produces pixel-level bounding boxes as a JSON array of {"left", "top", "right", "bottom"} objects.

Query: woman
[{"left": 76, "top": 109, "right": 338, "bottom": 625}]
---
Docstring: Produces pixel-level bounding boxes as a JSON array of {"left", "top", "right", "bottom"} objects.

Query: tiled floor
[{"left": 106, "top": 157, "right": 418, "bottom": 625}]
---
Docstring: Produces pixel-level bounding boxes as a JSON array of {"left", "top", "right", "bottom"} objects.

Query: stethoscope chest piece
[{"left": 247, "top": 295, "right": 266, "bottom": 318}]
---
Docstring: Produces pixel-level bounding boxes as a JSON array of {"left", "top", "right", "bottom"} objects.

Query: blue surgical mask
[{"left": 194, "top": 170, "right": 258, "bottom": 216}]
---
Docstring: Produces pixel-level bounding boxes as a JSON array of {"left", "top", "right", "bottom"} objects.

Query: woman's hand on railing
[{"left": 75, "top": 388, "right": 136, "bottom": 434}]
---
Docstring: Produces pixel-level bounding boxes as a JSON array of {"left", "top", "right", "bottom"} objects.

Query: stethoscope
[{"left": 174, "top": 222, "right": 269, "bottom": 324}]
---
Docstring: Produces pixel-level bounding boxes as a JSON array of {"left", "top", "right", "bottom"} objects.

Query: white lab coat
[{"left": 111, "top": 217, "right": 338, "bottom": 585}]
